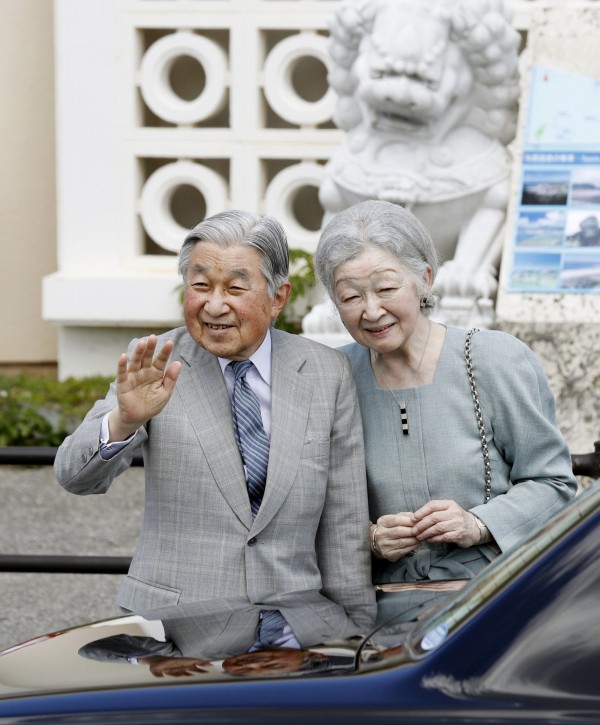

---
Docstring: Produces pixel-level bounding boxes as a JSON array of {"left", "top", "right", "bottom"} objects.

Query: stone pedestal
[
  {"left": 495, "top": 6, "right": 600, "bottom": 464},
  {"left": 493, "top": 321, "right": 600, "bottom": 458}
]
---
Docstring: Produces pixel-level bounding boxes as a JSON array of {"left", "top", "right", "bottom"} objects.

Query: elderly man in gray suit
[{"left": 55, "top": 210, "right": 376, "bottom": 650}]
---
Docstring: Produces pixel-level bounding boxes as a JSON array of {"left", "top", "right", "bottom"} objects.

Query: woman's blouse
[{"left": 342, "top": 326, "right": 577, "bottom": 583}]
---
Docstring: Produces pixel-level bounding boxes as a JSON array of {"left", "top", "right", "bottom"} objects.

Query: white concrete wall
[
  {"left": 2, "top": 0, "right": 595, "bottom": 381},
  {"left": 45, "top": 0, "right": 341, "bottom": 378},
  {"left": 0, "top": 0, "right": 57, "bottom": 364}
]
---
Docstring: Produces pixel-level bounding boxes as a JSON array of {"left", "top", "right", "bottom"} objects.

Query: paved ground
[{"left": 0, "top": 463, "right": 144, "bottom": 652}]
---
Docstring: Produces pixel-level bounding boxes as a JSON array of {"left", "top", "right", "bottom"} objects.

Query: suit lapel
[
  {"left": 176, "top": 337, "right": 253, "bottom": 530},
  {"left": 252, "top": 330, "right": 312, "bottom": 532}
]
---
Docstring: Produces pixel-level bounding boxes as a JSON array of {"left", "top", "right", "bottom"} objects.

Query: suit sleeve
[
  {"left": 54, "top": 379, "right": 147, "bottom": 495},
  {"left": 78, "top": 635, "right": 180, "bottom": 663},
  {"left": 316, "top": 354, "right": 376, "bottom": 631}
]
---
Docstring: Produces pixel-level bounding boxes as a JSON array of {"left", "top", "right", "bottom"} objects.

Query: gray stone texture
[{"left": 495, "top": 322, "right": 600, "bottom": 462}]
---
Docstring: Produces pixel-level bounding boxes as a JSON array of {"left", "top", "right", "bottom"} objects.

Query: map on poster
[{"left": 508, "top": 65, "right": 600, "bottom": 293}]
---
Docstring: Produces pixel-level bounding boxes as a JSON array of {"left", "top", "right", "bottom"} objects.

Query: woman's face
[{"left": 333, "top": 246, "right": 429, "bottom": 354}]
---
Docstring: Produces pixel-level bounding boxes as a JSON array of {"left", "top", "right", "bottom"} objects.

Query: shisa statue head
[{"left": 328, "top": 0, "right": 521, "bottom": 143}]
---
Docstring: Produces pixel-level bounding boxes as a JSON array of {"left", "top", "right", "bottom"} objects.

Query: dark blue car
[{"left": 1, "top": 481, "right": 599, "bottom": 723}]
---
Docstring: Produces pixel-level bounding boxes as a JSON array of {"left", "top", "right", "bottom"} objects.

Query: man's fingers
[
  {"left": 128, "top": 338, "right": 150, "bottom": 371},
  {"left": 140, "top": 335, "right": 158, "bottom": 367},
  {"left": 162, "top": 361, "right": 182, "bottom": 391},
  {"left": 116, "top": 352, "right": 128, "bottom": 378},
  {"left": 151, "top": 339, "right": 174, "bottom": 370},
  {"left": 116, "top": 337, "right": 175, "bottom": 381}
]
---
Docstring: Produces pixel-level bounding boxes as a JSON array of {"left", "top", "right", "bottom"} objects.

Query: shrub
[
  {"left": 275, "top": 248, "right": 317, "bottom": 334},
  {"left": 0, "top": 374, "right": 113, "bottom": 447}
]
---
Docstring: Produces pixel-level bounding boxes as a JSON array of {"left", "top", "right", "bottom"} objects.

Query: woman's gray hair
[
  {"left": 178, "top": 210, "right": 289, "bottom": 297},
  {"left": 315, "top": 200, "right": 439, "bottom": 314}
]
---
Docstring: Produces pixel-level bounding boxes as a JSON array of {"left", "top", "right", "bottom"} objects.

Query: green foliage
[
  {"left": 275, "top": 248, "right": 317, "bottom": 334},
  {"left": 0, "top": 374, "right": 113, "bottom": 447}
]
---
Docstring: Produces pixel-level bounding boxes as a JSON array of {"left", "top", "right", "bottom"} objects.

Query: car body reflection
[{"left": 1, "top": 481, "right": 600, "bottom": 723}]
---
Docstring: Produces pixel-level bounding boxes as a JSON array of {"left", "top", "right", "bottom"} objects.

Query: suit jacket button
[{"left": 247, "top": 537, "right": 257, "bottom": 547}]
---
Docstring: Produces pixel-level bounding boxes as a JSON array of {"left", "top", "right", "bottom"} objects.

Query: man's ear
[
  {"left": 424, "top": 265, "right": 433, "bottom": 288},
  {"left": 270, "top": 282, "right": 292, "bottom": 320}
]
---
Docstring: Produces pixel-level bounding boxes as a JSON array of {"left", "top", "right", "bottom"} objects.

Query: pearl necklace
[{"left": 374, "top": 319, "right": 432, "bottom": 435}]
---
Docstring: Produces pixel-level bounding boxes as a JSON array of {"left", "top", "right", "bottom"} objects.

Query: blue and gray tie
[
  {"left": 229, "top": 359, "right": 288, "bottom": 647},
  {"left": 229, "top": 360, "right": 269, "bottom": 518}
]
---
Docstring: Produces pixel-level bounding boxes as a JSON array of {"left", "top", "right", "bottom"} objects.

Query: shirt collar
[{"left": 217, "top": 329, "right": 272, "bottom": 386}]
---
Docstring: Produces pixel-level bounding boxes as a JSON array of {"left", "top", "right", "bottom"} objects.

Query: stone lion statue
[{"left": 318, "top": 0, "right": 521, "bottom": 315}]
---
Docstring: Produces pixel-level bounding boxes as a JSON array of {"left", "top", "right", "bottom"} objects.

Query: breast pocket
[{"left": 300, "top": 438, "right": 330, "bottom": 458}]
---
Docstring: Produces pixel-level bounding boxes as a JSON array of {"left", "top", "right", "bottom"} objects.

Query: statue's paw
[
  {"left": 471, "top": 267, "right": 498, "bottom": 300},
  {"left": 433, "top": 262, "right": 466, "bottom": 297},
  {"left": 434, "top": 262, "right": 497, "bottom": 299},
  {"left": 302, "top": 301, "right": 346, "bottom": 334},
  {"left": 379, "top": 189, "right": 417, "bottom": 205}
]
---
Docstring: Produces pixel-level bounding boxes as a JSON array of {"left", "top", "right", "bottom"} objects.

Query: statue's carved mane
[
  {"left": 328, "top": 0, "right": 521, "bottom": 145},
  {"left": 316, "top": 0, "right": 523, "bottom": 320}
]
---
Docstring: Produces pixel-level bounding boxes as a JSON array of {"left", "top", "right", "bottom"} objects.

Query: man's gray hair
[
  {"left": 179, "top": 210, "right": 289, "bottom": 297},
  {"left": 315, "top": 200, "right": 439, "bottom": 314}
]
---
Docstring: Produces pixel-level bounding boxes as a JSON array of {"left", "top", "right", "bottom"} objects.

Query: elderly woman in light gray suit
[{"left": 315, "top": 200, "right": 577, "bottom": 590}]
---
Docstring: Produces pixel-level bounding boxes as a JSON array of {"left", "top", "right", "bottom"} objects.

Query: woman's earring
[{"left": 420, "top": 297, "right": 427, "bottom": 309}]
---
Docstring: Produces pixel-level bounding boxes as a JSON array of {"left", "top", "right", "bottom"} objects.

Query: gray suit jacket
[{"left": 55, "top": 328, "right": 376, "bottom": 641}]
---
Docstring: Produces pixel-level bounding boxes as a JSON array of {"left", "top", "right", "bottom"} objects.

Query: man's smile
[{"left": 205, "top": 323, "right": 234, "bottom": 330}]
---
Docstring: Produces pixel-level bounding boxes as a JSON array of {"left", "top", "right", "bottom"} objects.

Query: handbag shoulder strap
[{"left": 465, "top": 328, "right": 492, "bottom": 504}]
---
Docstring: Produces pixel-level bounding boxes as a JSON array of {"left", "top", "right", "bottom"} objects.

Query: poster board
[{"left": 496, "top": 5, "right": 600, "bottom": 323}]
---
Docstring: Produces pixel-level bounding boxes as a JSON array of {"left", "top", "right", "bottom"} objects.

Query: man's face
[
  {"left": 183, "top": 242, "right": 290, "bottom": 360},
  {"left": 223, "top": 648, "right": 308, "bottom": 675}
]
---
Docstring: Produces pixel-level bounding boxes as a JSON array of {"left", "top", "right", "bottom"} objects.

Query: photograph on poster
[
  {"left": 507, "top": 66, "right": 600, "bottom": 294},
  {"left": 509, "top": 250, "right": 561, "bottom": 291},
  {"left": 571, "top": 167, "right": 600, "bottom": 207},
  {"left": 560, "top": 250, "right": 600, "bottom": 290},
  {"left": 565, "top": 210, "right": 600, "bottom": 247},
  {"left": 520, "top": 169, "right": 570, "bottom": 206},
  {"left": 515, "top": 209, "right": 566, "bottom": 247}
]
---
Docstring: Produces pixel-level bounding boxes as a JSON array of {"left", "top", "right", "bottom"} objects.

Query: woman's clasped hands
[{"left": 371, "top": 500, "right": 482, "bottom": 560}]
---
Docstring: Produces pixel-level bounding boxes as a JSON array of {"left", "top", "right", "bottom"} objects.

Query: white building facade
[
  {"left": 44, "top": 0, "right": 598, "bottom": 379},
  {"left": 45, "top": 0, "right": 343, "bottom": 377}
]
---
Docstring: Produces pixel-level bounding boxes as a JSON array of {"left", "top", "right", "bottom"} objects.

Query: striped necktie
[
  {"left": 229, "top": 360, "right": 289, "bottom": 645},
  {"left": 229, "top": 360, "right": 269, "bottom": 518},
  {"left": 256, "top": 609, "right": 287, "bottom": 648}
]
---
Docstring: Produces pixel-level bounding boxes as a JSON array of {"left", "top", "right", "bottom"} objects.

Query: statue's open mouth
[{"left": 374, "top": 111, "right": 428, "bottom": 131}]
